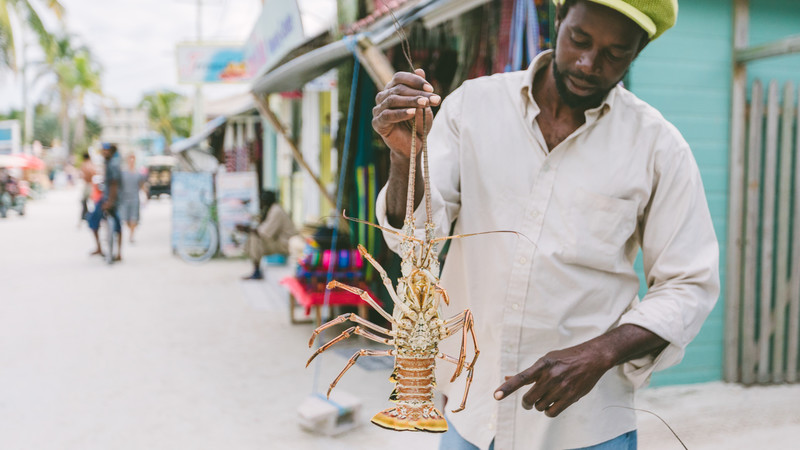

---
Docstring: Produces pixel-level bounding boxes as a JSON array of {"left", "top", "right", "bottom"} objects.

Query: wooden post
[
  {"left": 742, "top": 79, "right": 763, "bottom": 385},
  {"left": 355, "top": 36, "right": 396, "bottom": 89},
  {"left": 787, "top": 87, "right": 800, "bottom": 383},
  {"left": 724, "top": 0, "right": 750, "bottom": 383},
  {"left": 772, "top": 81, "right": 794, "bottom": 382},
  {"left": 757, "top": 80, "right": 779, "bottom": 383},
  {"left": 252, "top": 93, "right": 337, "bottom": 209}
]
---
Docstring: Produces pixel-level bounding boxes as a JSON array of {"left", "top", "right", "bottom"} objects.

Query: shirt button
[
  {"left": 530, "top": 210, "right": 539, "bottom": 218},
  {"left": 512, "top": 303, "right": 520, "bottom": 310},
  {"left": 543, "top": 162, "right": 551, "bottom": 172},
  {"left": 519, "top": 257, "right": 527, "bottom": 264}
]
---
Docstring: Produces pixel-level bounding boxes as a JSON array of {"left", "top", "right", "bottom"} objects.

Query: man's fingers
[
  {"left": 495, "top": 357, "right": 550, "bottom": 401},
  {"left": 543, "top": 398, "right": 575, "bottom": 418},
  {"left": 382, "top": 71, "right": 433, "bottom": 95},
  {"left": 494, "top": 367, "right": 540, "bottom": 400}
]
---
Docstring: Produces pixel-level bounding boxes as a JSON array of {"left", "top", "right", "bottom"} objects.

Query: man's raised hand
[{"left": 372, "top": 68, "right": 440, "bottom": 157}]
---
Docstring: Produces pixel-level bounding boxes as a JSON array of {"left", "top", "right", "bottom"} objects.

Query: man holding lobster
[{"left": 373, "top": 0, "right": 718, "bottom": 448}]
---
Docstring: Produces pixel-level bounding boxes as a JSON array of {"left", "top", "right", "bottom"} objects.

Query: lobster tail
[
  {"left": 370, "top": 355, "right": 447, "bottom": 432},
  {"left": 371, "top": 405, "right": 447, "bottom": 432}
]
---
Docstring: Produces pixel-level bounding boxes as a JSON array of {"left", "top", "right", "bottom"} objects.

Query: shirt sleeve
[
  {"left": 618, "top": 142, "right": 720, "bottom": 387},
  {"left": 376, "top": 86, "right": 465, "bottom": 252}
]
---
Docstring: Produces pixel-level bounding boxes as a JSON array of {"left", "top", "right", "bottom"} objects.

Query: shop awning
[
  {"left": 250, "top": 38, "right": 353, "bottom": 94},
  {"left": 249, "top": 0, "right": 492, "bottom": 95},
  {"left": 169, "top": 115, "right": 227, "bottom": 154}
]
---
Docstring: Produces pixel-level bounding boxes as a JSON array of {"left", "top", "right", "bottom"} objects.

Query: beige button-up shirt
[{"left": 376, "top": 50, "right": 719, "bottom": 449}]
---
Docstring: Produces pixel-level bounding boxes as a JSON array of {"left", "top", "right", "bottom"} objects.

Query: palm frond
[{"left": 0, "top": 1, "right": 17, "bottom": 70}]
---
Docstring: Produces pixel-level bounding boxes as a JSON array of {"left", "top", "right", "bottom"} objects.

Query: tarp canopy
[
  {"left": 169, "top": 116, "right": 227, "bottom": 154},
  {"left": 250, "top": 0, "right": 489, "bottom": 95}
]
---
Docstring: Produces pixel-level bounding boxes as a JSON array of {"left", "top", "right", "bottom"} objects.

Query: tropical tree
[
  {"left": 37, "top": 33, "right": 102, "bottom": 155},
  {"left": 139, "top": 90, "right": 192, "bottom": 152},
  {"left": 68, "top": 49, "right": 102, "bottom": 151},
  {"left": 1, "top": 1, "right": 65, "bottom": 148},
  {"left": 0, "top": 0, "right": 64, "bottom": 71}
]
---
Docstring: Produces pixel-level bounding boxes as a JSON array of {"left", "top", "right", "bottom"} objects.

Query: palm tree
[
  {"left": 44, "top": 34, "right": 79, "bottom": 154},
  {"left": 69, "top": 49, "right": 102, "bottom": 151},
  {"left": 37, "top": 34, "right": 102, "bottom": 155},
  {"left": 0, "top": 0, "right": 64, "bottom": 71},
  {"left": 139, "top": 91, "right": 192, "bottom": 152},
  {"left": 1, "top": 1, "right": 64, "bottom": 146}
]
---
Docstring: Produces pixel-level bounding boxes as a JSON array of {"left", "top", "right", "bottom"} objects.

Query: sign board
[
  {"left": 171, "top": 172, "right": 216, "bottom": 252},
  {"left": 243, "top": 0, "right": 305, "bottom": 79},
  {"left": 176, "top": 43, "right": 248, "bottom": 84},
  {"left": 0, "top": 120, "right": 21, "bottom": 155},
  {"left": 216, "top": 171, "right": 260, "bottom": 257}
]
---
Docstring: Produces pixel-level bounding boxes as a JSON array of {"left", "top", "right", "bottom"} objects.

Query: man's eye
[
  {"left": 570, "top": 36, "right": 589, "bottom": 47},
  {"left": 607, "top": 51, "right": 626, "bottom": 62}
]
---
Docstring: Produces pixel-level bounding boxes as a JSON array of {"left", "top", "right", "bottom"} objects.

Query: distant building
[
  {"left": 0, "top": 120, "right": 21, "bottom": 155},
  {"left": 99, "top": 106, "right": 149, "bottom": 156}
]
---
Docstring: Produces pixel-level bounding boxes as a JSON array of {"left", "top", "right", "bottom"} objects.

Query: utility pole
[
  {"left": 20, "top": 19, "right": 34, "bottom": 154},
  {"left": 192, "top": 0, "right": 205, "bottom": 136}
]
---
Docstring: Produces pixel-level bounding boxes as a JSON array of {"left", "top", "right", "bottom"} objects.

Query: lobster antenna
[
  {"left": 603, "top": 406, "right": 688, "bottom": 450},
  {"left": 383, "top": 0, "right": 414, "bottom": 72},
  {"left": 406, "top": 116, "right": 418, "bottom": 223},
  {"left": 341, "top": 210, "right": 424, "bottom": 245},
  {"left": 431, "top": 230, "right": 535, "bottom": 246},
  {"left": 382, "top": 0, "right": 431, "bottom": 231}
]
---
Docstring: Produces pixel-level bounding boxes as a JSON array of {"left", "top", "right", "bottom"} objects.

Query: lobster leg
[
  {"left": 437, "top": 348, "right": 478, "bottom": 413},
  {"left": 327, "top": 280, "right": 395, "bottom": 324},
  {"left": 441, "top": 310, "right": 479, "bottom": 384},
  {"left": 308, "top": 312, "right": 394, "bottom": 347},
  {"left": 307, "top": 326, "right": 395, "bottom": 367},
  {"left": 325, "top": 349, "right": 395, "bottom": 397},
  {"left": 357, "top": 244, "right": 404, "bottom": 307},
  {"left": 435, "top": 284, "right": 450, "bottom": 306},
  {"left": 442, "top": 311, "right": 468, "bottom": 380}
]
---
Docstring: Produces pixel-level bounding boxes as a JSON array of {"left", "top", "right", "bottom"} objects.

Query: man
[
  {"left": 88, "top": 143, "right": 123, "bottom": 260},
  {"left": 237, "top": 191, "right": 300, "bottom": 280},
  {"left": 119, "top": 153, "right": 146, "bottom": 243},
  {"left": 372, "top": 1, "right": 718, "bottom": 449}
]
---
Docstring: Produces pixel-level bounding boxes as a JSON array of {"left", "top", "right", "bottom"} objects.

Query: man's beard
[{"left": 552, "top": 59, "right": 611, "bottom": 110}]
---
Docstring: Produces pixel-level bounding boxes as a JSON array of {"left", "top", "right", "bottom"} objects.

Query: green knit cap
[{"left": 553, "top": 0, "right": 678, "bottom": 40}]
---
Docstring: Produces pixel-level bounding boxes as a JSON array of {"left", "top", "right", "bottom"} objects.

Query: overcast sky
[{"left": 0, "top": 0, "right": 333, "bottom": 114}]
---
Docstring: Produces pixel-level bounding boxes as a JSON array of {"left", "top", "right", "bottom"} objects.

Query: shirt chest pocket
[{"left": 563, "top": 188, "right": 638, "bottom": 270}]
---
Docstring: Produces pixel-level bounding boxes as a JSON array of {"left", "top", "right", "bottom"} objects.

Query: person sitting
[{"left": 236, "top": 191, "right": 299, "bottom": 280}]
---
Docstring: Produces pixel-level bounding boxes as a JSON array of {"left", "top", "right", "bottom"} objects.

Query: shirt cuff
[{"left": 616, "top": 302, "right": 686, "bottom": 388}]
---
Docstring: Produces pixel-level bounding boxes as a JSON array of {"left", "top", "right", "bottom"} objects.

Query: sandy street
[{"left": 0, "top": 188, "right": 797, "bottom": 449}]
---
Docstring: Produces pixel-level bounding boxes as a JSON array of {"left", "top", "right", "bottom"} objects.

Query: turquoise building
[{"left": 631, "top": 0, "right": 800, "bottom": 386}]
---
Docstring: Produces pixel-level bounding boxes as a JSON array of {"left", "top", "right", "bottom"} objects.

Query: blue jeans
[{"left": 439, "top": 420, "right": 637, "bottom": 450}]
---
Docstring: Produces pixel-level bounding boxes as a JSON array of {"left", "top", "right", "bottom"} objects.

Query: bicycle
[{"left": 176, "top": 197, "right": 219, "bottom": 264}]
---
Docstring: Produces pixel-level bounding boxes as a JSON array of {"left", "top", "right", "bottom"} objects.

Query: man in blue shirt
[{"left": 88, "top": 143, "right": 123, "bottom": 260}]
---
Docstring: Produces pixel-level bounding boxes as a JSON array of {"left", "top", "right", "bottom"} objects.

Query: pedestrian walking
[
  {"left": 372, "top": 1, "right": 719, "bottom": 449},
  {"left": 78, "top": 152, "right": 96, "bottom": 225},
  {"left": 119, "top": 154, "right": 146, "bottom": 243}
]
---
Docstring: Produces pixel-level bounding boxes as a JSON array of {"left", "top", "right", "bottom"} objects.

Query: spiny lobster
[{"left": 306, "top": 103, "right": 520, "bottom": 432}]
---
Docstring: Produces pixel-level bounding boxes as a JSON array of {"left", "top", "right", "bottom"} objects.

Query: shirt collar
[{"left": 519, "top": 49, "right": 616, "bottom": 119}]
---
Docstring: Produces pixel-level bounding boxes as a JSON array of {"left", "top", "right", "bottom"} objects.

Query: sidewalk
[{"left": 0, "top": 188, "right": 797, "bottom": 449}]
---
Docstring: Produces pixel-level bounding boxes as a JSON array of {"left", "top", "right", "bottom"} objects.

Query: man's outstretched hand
[
  {"left": 494, "top": 341, "right": 613, "bottom": 417},
  {"left": 493, "top": 324, "right": 668, "bottom": 417}
]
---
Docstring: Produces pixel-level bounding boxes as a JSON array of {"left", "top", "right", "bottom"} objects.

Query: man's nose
[{"left": 576, "top": 49, "right": 601, "bottom": 75}]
